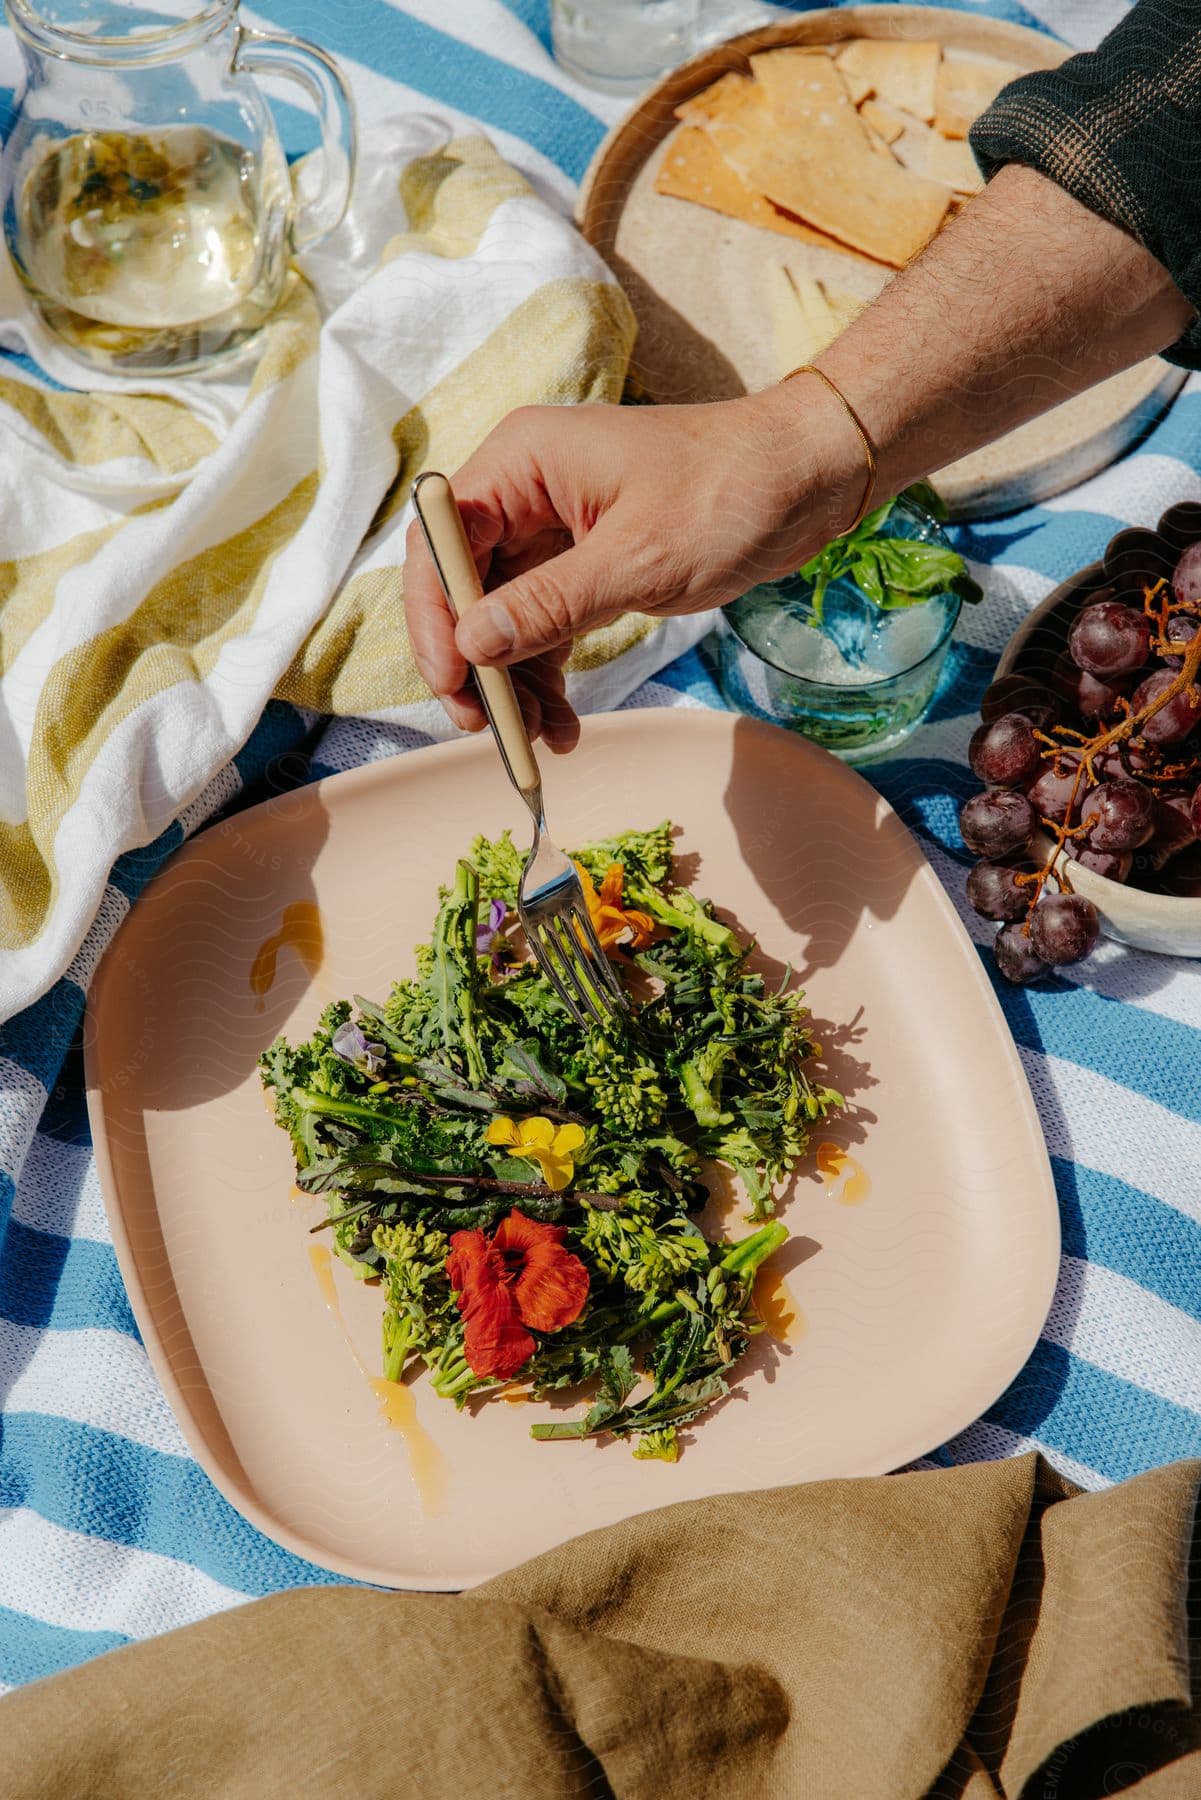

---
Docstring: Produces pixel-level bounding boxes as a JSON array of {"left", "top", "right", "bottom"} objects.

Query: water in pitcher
[{"left": 15, "top": 125, "right": 291, "bottom": 369}]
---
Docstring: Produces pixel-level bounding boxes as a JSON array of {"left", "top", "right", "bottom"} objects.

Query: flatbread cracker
[
  {"left": 686, "top": 61, "right": 781, "bottom": 175},
  {"left": 859, "top": 106, "right": 980, "bottom": 193},
  {"left": 934, "top": 51, "right": 1023, "bottom": 138},
  {"left": 654, "top": 126, "right": 860, "bottom": 253},
  {"left": 676, "top": 48, "right": 833, "bottom": 127},
  {"left": 863, "top": 126, "right": 898, "bottom": 161},
  {"left": 859, "top": 98, "right": 906, "bottom": 144},
  {"left": 768, "top": 265, "right": 865, "bottom": 377},
  {"left": 836, "top": 39, "right": 940, "bottom": 122},
  {"left": 674, "top": 70, "right": 759, "bottom": 128},
  {"left": 746, "top": 48, "right": 877, "bottom": 155},
  {"left": 837, "top": 61, "right": 873, "bottom": 104},
  {"left": 768, "top": 263, "right": 817, "bottom": 374},
  {"left": 926, "top": 132, "right": 983, "bottom": 195},
  {"left": 724, "top": 53, "right": 950, "bottom": 267}
]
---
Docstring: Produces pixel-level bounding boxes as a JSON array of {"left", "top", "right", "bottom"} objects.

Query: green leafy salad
[{"left": 260, "top": 823, "right": 841, "bottom": 1462}]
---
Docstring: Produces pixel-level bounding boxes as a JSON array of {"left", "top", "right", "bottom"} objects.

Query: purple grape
[
  {"left": 1192, "top": 783, "right": 1201, "bottom": 840},
  {"left": 1131, "top": 669, "right": 1201, "bottom": 745},
  {"left": 1156, "top": 851, "right": 1201, "bottom": 901},
  {"left": 1053, "top": 653, "right": 1130, "bottom": 723},
  {"left": 1080, "top": 780, "right": 1155, "bottom": 852},
  {"left": 1172, "top": 543, "right": 1201, "bottom": 605},
  {"left": 980, "top": 673, "right": 1058, "bottom": 729},
  {"left": 1094, "top": 740, "right": 1156, "bottom": 781},
  {"left": 1026, "top": 755, "right": 1083, "bottom": 824},
  {"left": 1068, "top": 599, "right": 1152, "bottom": 678},
  {"left": 966, "top": 859, "right": 1034, "bottom": 922},
  {"left": 968, "top": 712, "right": 1042, "bottom": 788},
  {"left": 1104, "top": 535, "right": 1173, "bottom": 603},
  {"left": 1159, "top": 503, "right": 1201, "bottom": 559},
  {"left": 959, "top": 790, "right": 1036, "bottom": 858},
  {"left": 1141, "top": 793, "right": 1199, "bottom": 871},
  {"left": 1029, "top": 893, "right": 1100, "bottom": 965},
  {"left": 993, "top": 921, "right": 1050, "bottom": 985},
  {"left": 1162, "top": 613, "right": 1201, "bottom": 669},
  {"left": 1065, "top": 841, "right": 1132, "bottom": 882}
]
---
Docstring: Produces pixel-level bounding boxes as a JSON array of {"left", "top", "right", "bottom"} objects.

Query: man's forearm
[
  {"left": 408, "top": 144, "right": 1199, "bottom": 708},
  {"left": 810, "top": 163, "right": 1195, "bottom": 504}
]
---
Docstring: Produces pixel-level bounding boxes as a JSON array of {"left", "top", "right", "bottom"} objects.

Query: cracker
[
  {"left": 745, "top": 48, "right": 876, "bottom": 160},
  {"left": 835, "top": 39, "right": 941, "bottom": 122},
  {"left": 934, "top": 50, "right": 1023, "bottom": 138},
  {"left": 836, "top": 61, "right": 873, "bottom": 104},
  {"left": 863, "top": 126, "right": 898, "bottom": 161},
  {"left": 675, "top": 52, "right": 834, "bottom": 126},
  {"left": 769, "top": 265, "right": 864, "bottom": 376},
  {"left": 768, "top": 262, "right": 816, "bottom": 375},
  {"left": 926, "top": 132, "right": 983, "bottom": 195},
  {"left": 674, "top": 70, "right": 758, "bottom": 128},
  {"left": 654, "top": 126, "right": 855, "bottom": 252},
  {"left": 858, "top": 98, "right": 906, "bottom": 144},
  {"left": 686, "top": 61, "right": 780, "bottom": 173},
  {"left": 725, "top": 53, "right": 950, "bottom": 267},
  {"left": 864, "top": 108, "right": 980, "bottom": 193}
]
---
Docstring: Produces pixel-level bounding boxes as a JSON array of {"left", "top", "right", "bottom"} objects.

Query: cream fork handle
[{"left": 412, "top": 472, "right": 542, "bottom": 806}]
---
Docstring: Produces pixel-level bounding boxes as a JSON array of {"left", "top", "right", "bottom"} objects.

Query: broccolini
[{"left": 260, "top": 824, "right": 841, "bottom": 1458}]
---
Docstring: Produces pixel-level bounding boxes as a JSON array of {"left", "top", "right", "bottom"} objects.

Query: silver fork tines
[{"left": 518, "top": 831, "right": 626, "bottom": 1030}]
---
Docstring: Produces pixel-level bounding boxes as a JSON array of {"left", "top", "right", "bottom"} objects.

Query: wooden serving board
[{"left": 577, "top": 5, "right": 1185, "bottom": 520}]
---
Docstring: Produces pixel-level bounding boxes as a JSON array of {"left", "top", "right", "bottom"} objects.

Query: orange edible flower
[
  {"left": 573, "top": 860, "right": 655, "bottom": 953},
  {"left": 446, "top": 1208, "right": 590, "bottom": 1380}
]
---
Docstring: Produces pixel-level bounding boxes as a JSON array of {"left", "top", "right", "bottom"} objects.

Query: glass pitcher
[{"left": 1, "top": 0, "right": 357, "bottom": 372}]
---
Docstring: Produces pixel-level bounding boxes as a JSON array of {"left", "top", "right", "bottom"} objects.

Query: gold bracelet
[{"left": 780, "top": 362, "right": 878, "bottom": 535}]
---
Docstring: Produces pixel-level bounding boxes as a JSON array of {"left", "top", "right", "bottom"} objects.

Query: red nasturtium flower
[{"left": 446, "top": 1208, "right": 590, "bottom": 1380}]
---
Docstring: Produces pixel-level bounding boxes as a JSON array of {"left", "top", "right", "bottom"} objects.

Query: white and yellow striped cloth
[{"left": 0, "top": 116, "right": 710, "bottom": 1024}]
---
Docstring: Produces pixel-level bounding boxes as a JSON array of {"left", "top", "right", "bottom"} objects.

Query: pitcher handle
[{"left": 235, "top": 25, "right": 358, "bottom": 251}]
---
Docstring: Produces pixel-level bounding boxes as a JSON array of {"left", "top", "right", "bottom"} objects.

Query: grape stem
[{"left": 1016, "top": 579, "right": 1201, "bottom": 926}]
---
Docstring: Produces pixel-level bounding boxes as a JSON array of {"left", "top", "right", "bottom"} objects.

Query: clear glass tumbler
[
  {"left": 551, "top": 0, "right": 699, "bottom": 95},
  {"left": 2, "top": 0, "right": 357, "bottom": 374},
  {"left": 717, "top": 497, "right": 962, "bottom": 764}
]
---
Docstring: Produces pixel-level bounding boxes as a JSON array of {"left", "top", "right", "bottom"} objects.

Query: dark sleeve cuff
[{"left": 969, "top": 10, "right": 1201, "bottom": 370}]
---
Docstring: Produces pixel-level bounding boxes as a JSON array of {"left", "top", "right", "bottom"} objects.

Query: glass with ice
[
  {"left": 717, "top": 496, "right": 962, "bottom": 763},
  {"left": 551, "top": 0, "right": 698, "bottom": 95}
]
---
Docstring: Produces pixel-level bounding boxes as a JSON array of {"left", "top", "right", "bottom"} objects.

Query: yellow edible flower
[{"left": 485, "top": 1114, "right": 586, "bottom": 1192}]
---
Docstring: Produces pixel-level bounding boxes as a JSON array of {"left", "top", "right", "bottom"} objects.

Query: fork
[{"left": 412, "top": 472, "right": 627, "bottom": 1030}]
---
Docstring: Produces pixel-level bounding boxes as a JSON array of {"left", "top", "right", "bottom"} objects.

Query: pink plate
[{"left": 85, "top": 710, "right": 1058, "bottom": 1588}]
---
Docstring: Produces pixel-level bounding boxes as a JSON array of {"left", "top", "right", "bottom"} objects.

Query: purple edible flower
[
  {"left": 476, "top": 898, "right": 508, "bottom": 965},
  {"left": 331, "top": 1020, "right": 385, "bottom": 1075}
]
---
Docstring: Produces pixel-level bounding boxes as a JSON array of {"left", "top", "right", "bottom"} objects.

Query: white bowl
[{"left": 994, "top": 511, "right": 1201, "bottom": 958}]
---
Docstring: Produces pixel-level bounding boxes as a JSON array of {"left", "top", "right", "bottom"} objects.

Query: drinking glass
[
  {"left": 551, "top": 0, "right": 698, "bottom": 95},
  {"left": 2, "top": 0, "right": 357, "bottom": 373},
  {"left": 717, "top": 497, "right": 962, "bottom": 763}
]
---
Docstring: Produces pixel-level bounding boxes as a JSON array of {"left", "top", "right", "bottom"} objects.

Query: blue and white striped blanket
[{"left": 2, "top": 0, "right": 1199, "bottom": 1695}]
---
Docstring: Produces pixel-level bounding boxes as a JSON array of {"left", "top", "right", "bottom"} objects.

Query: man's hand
[
  {"left": 405, "top": 165, "right": 1194, "bottom": 745},
  {"left": 403, "top": 387, "right": 867, "bottom": 747}
]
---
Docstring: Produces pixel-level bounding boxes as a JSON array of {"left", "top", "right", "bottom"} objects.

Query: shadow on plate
[{"left": 721, "top": 717, "right": 927, "bottom": 983}]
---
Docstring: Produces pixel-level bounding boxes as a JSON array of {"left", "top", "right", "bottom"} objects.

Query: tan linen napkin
[{"left": 3, "top": 1454, "right": 1198, "bottom": 1799}]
